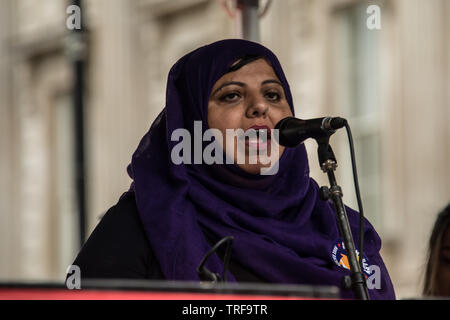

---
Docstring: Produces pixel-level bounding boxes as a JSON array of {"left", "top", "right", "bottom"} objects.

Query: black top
[{"left": 71, "top": 192, "right": 265, "bottom": 282}]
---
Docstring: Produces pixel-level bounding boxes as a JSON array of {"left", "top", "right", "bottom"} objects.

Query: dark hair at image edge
[{"left": 423, "top": 202, "right": 450, "bottom": 296}]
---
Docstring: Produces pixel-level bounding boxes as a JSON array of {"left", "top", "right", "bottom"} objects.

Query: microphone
[{"left": 274, "top": 116, "right": 347, "bottom": 147}]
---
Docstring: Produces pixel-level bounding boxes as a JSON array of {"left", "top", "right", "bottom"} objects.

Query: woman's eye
[
  {"left": 265, "top": 91, "right": 281, "bottom": 101},
  {"left": 219, "top": 92, "right": 241, "bottom": 102}
]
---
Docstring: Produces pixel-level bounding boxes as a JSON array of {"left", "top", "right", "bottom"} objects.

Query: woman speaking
[{"left": 71, "top": 39, "right": 395, "bottom": 300}]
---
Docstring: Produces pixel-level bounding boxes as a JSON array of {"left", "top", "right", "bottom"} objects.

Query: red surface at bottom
[{"left": 0, "top": 289, "right": 317, "bottom": 300}]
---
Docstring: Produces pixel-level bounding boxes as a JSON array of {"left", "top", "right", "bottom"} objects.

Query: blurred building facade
[{"left": 0, "top": 0, "right": 448, "bottom": 298}]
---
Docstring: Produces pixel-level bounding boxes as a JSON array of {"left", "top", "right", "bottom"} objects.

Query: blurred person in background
[{"left": 423, "top": 203, "right": 450, "bottom": 297}]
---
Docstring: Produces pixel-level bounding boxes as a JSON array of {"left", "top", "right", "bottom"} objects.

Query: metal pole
[
  {"left": 237, "top": 0, "right": 260, "bottom": 42},
  {"left": 68, "top": 0, "right": 87, "bottom": 248}
]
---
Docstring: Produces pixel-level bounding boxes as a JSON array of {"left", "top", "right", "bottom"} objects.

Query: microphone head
[
  {"left": 275, "top": 116, "right": 346, "bottom": 147},
  {"left": 274, "top": 117, "right": 308, "bottom": 147}
]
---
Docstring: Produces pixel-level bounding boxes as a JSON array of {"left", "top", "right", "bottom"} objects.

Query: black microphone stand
[{"left": 315, "top": 136, "right": 370, "bottom": 300}]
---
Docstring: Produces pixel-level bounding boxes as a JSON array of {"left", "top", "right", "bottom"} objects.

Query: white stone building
[{"left": 0, "top": 0, "right": 449, "bottom": 299}]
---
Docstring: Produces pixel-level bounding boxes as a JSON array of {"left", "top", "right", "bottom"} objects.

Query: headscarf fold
[{"left": 127, "top": 39, "right": 395, "bottom": 299}]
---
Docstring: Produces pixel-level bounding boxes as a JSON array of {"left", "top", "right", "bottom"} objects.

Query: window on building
[{"left": 331, "top": 2, "right": 382, "bottom": 229}]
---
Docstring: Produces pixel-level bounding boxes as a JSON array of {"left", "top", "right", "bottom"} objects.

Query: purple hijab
[{"left": 127, "top": 39, "right": 395, "bottom": 299}]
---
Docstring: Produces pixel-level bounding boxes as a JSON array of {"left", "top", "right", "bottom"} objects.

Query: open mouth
[{"left": 243, "top": 125, "right": 272, "bottom": 151}]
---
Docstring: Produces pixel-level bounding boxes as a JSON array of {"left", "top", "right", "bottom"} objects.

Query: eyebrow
[{"left": 211, "top": 79, "right": 283, "bottom": 97}]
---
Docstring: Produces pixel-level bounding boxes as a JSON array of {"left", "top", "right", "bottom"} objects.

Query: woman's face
[
  {"left": 207, "top": 58, "right": 293, "bottom": 175},
  {"left": 436, "top": 226, "right": 450, "bottom": 296}
]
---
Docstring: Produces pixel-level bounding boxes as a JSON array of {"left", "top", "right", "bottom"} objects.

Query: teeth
[
  {"left": 257, "top": 129, "right": 269, "bottom": 142},
  {"left": 240, "top": 128, "right": 271, "bottom": 143}
]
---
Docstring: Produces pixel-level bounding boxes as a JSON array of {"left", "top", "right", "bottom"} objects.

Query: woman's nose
[{"left": 245, "top": 94, "right": 268, "bottom": 118}]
